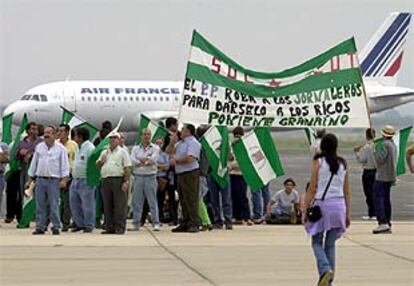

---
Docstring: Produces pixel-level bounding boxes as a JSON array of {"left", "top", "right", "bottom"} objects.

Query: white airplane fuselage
[
  {"left": 3, "top": 80, "right": 414, "bottom": 131},
  {"left": 4, "top": 81, "right": 182, "bottom": 131}
]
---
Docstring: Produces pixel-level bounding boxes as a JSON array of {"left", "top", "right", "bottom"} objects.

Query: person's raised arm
[{"left": 166, "top": 133, "right": 178, "bottom": 155}]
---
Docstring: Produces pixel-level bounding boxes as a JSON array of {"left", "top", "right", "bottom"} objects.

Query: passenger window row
[{"left": 80, "top": 95, "right": 179, "bottom": 102}]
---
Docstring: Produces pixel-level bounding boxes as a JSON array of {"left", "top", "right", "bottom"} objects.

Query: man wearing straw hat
[{"left": 372, "top": 125, "right": 397, "bottom": 234}]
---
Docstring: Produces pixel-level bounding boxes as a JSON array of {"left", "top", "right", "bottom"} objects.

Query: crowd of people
[
  {"left": 0, "top": 118, "right": 413, "bottom": 286},
  {"left": 0, "top": 117, "right": 308, "bottom": 235}
]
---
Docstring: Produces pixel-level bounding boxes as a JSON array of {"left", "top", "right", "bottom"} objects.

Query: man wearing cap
[
  {"left": 372, "top": 125, "right": 397, "bottom": 234},
  {"left": 96, "top": 131, "right": 131, "bottom": 234}
]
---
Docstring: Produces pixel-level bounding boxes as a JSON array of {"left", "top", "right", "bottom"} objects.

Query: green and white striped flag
[
  {"left": 136, "top": 114, "right": 169, "bottom": 144},
  {"left": 61, "top": 107, "right": 99, "bottom": 140},
  {"left": 304, "top": 128, "right": 317, "bottom": 146},
  {"left": 2, "top": 113, "right": 13, "bottom": 144},
  {"left": 86, "top": 117, "right": 123, "bottom": 187},
  {"left": 232, "top": 128, "right": 284, "bottom": 192},
  {"left": 5, "top": 114, "right": 29, "bottom": 180},
  {"left": 200, "top": 126, "right": 229, "bottom": 188},
  {"left": 374, "top": 125, "right": 413, "bottom": 176},
  {"left": 179, "top": 30, "right": 370, "bottom": 128}
]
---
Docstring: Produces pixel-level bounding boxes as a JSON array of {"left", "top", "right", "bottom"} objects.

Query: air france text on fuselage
[{"left": 80, "top": 87, "right": 180, "bottom": 95}]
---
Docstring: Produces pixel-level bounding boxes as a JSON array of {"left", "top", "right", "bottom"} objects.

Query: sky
[{"left": 0, "top": 0, "right": 413, "bottom": 125}]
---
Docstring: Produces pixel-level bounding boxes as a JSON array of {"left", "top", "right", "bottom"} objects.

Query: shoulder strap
[{"left": 321, "top": 172, "right": 334, "bottom": 201}]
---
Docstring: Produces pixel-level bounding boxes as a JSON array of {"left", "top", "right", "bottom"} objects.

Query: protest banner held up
[{"left": 179, "top": 30, "right": 370, "bottom": 128}]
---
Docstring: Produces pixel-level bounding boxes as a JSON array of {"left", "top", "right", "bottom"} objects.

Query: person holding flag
[
  {"left": 167, "top": 124, "right": 201, "bottom": 233},
  {"left": 372, "top": 125, "right": 397, "bottom": 234},
  {"left": 229, "top": 127, "right": 252, "bottom": 226},
  {"left": 9, "top": 122, "right": 42, "bottom": 223}
]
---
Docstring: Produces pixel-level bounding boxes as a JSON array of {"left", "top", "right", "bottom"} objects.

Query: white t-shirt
[
  {"left": 271, "top": 189, "right": 300, "bottom": 208},
  {"left": 315, "top": 158, "right": 346, "bottom": 199}
]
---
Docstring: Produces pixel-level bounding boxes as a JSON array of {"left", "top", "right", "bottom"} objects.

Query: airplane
[{"left": 3, "top": 12, "right": 413, "bottom": 133}]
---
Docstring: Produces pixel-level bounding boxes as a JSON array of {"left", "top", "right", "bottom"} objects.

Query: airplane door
[{"left": 62, "top": 81, "right": 76, "bottom": 111}]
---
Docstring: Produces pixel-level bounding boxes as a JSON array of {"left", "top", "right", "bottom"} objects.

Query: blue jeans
[
  {"left": 35, "top": 178, "right": 61, "bottom": 231},
  {"left": 132, "top": 174, "right": 159, "bottom": 227},
  {"left": 209, "top": 176, "right": 232, "bottom": 225},
  {"left": 70, "top": 178, "right": 95, "bottom": 229},
  {"left": 0, "top": 174, "right": 5, "bottom": 216},
  {"left": 271, "top": 205, "right": 292, "bottom": 216},
  {"left": 312, "top": 228, "right": 339, "bottom": 285},
  {"left": 251, "top": 184, "right": 270, "bottom": 220},
  {"left": 373, "top": 180, "right": 392, "bottom": 225}
]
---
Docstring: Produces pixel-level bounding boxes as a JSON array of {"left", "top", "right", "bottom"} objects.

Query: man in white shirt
[
  {"left": 128, "top": 128, "right": 160, "bottom": 232},
  {"left": 28, "top": 126, "right": 70, "bottom": 235}
]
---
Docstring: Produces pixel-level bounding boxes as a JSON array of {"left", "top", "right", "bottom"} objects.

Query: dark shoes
[
  {"left": 83, "top": 228, "right": 93, "bottom": 233},
  {"left": 52, "top": 229, "right": 60, "bottom": 235},
  {"left": 4, "top": 218, "right": 13, "bottom": 223},
  {"left": 101, "top": 230, "right": 115, "bottom": 235},
  {"left": 71, "top": 227, "right": 84, "bottom": 232},
  {"left": 61, "top": 226, "right": 69, "bottom": 232},
  {"left": 171, "top": 225, "right": 188, "bottom": 233},
  {"left": 32, "top": 229, "right": 45, "bottom": 235},
  {"left": 225, "top": 224, "right": 233, "bottom": 230},
  {"left": 213, "top": 224, "right": 223, "bottom": 230},
  {"left": 200, "top": 225, "right": 213, "bottom": 231}
]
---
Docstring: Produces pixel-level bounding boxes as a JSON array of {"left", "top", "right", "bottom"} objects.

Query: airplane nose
[{"left": 3, "top": 101, "right": 27, "bottom": 125}]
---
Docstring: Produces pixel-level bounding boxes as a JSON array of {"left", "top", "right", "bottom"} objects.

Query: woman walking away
[{"left": 303, "top": 134, "right": 351, "bottom": 286}]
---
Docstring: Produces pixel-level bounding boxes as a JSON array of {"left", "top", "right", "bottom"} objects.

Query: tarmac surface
[{"left": 1, "top": 221, "right": 413, "bottom": 286}]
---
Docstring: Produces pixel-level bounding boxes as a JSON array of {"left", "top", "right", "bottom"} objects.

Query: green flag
[
  {"left": 136, "top": 114, "right": 169, "bottom": 144},
  {"left": 5, "top": 114, "right": 29, "bottom": 180},
  {"left": 2, "top": 113, "right": 13, "bottom": 144},
  {"left": 200, "top": 126, "right": 229, "bottom": 188},
  {"left": 179, "top": 30, "right": 370, "bottom": 128},
  {"left": 374, "top": 125, "right": 413, "bottom": 177},
  {"left": 232, "top": 128, "right": 284, "bottom": 191},
  {"left": 61, "top": 107, "right": 99, "bottom": 139},
  {"left": 86, "top": 118, "right": 123, "bottom": 187}
]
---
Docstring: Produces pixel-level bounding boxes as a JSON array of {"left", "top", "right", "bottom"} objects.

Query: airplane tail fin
[{"left": 359, "top": 12, "right": 412, "bottom": 86}]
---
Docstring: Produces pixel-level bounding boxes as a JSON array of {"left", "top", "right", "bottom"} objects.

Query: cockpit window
[{"left": 21, "top": 94, "right": 48, "bottom": 101}]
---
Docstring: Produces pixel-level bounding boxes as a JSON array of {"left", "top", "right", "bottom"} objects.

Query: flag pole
[
  {"left": 355, "top": 52, "right": 373, "bottom": 130},
  {"left": 177, "top": 29, "right": 196, "bottom": 125}
]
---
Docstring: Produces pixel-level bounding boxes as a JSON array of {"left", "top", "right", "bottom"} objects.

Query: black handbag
[{"left": 306, "top": 173, "right": 334, "bottom": 222}]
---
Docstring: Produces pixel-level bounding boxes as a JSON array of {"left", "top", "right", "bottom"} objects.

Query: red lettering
[
  {"left": 211, "top": 57, "right": 221, "bottom": 74},
  {"left": 330, "top": 56, "right": 340, "bottom": 71},
  {"left": 348, "top": 52, "right": 355, "bottom": 68},
  {"left": 244, "top": 74, "right": 253, "bottom": 83},
  {"left": 227, "top": 66, "right": 237, "bottom": 79}
]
